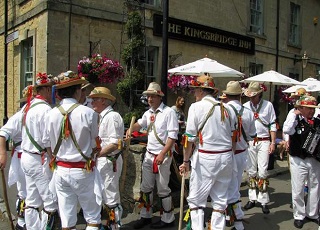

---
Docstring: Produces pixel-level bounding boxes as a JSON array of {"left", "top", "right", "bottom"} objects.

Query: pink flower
[{"left": 77, "top": 54, "right": 124, "bottom": 84}]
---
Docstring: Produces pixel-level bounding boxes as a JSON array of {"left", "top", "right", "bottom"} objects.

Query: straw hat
[
  {"left": 88, "top": 87, "right": 116, "bottom": 102},
  {"left": 142, "top": 82, "right": 164, "bottom": 97},
  {"left": 289, "top": 87, "right": 308, "bottom": 99},
  {"left": 189, "top": 75, "right": 219, "bottom": 94},
  {"left": 222, "top": 81, "right": 242, "bottom": 95},
  {"left": 35, "top": 72, "right": 54, "bottom": 88},
  {"left": 54, "top": 71, "right": 88, "bottom": 89},
  {"left": 81, "top": 82, "right": 94, "bottom": 90},
  {"left": 243, "top": 82, "right": 263, "bottom": 97},
  {"left": 17, "top": 85, "right": 34, "bottom": 103},
  {"left": 295, "top": 95, "right": 319, "bottom": 108}
]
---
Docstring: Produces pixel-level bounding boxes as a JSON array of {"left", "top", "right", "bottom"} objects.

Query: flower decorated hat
[
  {"left": 35, "top": 72, "right": 55, "bottom": 88},
  {"left": 17, "top": 85, "right": 34, "bottom": 103},
  {"left": 222, "top": 81, "right": 243, "bottom": 95},
  {"left": 88, "top": 87, "right": 116, "bottom": 102},
  {"left": 243, "top": 82, "right": 264, "bottom": 97},
  {"left": 54, "top": 70, "right": 88, "bottom": 89},
  {"left": 143, "top": 82, "right": 164, "bottom": 97},
  {"left": 290, "top": 87, "right": 308, "bottom": 99},
  {"left": 295, "top": 95, "right": 319, "bottom": 108},
  {"left": 189, "top": 75, "right": 219, "bottom": 95}
]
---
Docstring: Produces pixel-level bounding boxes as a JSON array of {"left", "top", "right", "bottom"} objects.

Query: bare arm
[{"left": 0, "top": 137, "right": 8, "bottom": 170}]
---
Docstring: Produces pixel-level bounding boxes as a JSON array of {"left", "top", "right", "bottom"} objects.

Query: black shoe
[
  {"left": 305, "top": 216, "right": 320, "bottom": 225},
  {"left": 244, "top": 201, "right": 255, "bottom": 210},
  {"left": 15, "top": 224, "right": 26, "bottom": 230},
  {"left": 262, "top": 205, "right": 270, "bottom": 214},
  {"left": 133, "top": 218, "right": 152, "bottom": 229},
  {"left": 294, "top": 219, "right": 304, "bottom": 229},
  {"left": 150, "top": 220, "right": 174, "bottom": 229}
]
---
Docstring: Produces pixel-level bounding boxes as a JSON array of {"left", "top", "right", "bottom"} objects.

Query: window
[
  {"left": 140, "top": 0, "right": 160, "bottom": 7},
  {"left": 249, "top": 62, "right": 263, "bottom": 77},
  {"left": 134, "top": 46, "right": 158, "bottom": 96},
  {"left": 250, "top": 0, "right": 263, "bottom": 35},
  {"left": 289, "top": 2, "right": 301, "bottom": 46},
  {"left": 21, "top": 38, "right": 33, "bottom": 89},
  {"left": 145, "top": 47, "right": 158, "bottom": 85}
]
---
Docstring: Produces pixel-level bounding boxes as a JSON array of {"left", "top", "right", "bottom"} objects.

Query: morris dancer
[
  {"left": 20, "top": 73, "right": 58, "bottom": 230},
  {"left": 283, "top": 95, "right": 320, "bottom": 229},
  {"left": 243, "top": 82, "right": 277, "bottom": 214},
  {"left": 222, "top": 81, "right": 256, "bottom": 230},
  {"left": 44, "top": 71, "right": 102, "bottom": 230},
  {"left": 179, "top": 75, "right": 237, "bottom": 230},
  {"left": 89, "top": 87, "right": 124, "bottom": 230},
  {"left": 127, "top": 82, "right": 178, "bottom": 229},
  {"left": 0, "top": 86, "right": 33, "bottom": 230}
]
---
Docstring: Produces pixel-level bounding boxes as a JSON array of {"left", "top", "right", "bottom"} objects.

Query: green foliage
[
  {"left": 123, "top": 109, "right": 144, "bottom": 128},
  {"left": 117, "top": 9, "right": 146, "bottom": 110}
]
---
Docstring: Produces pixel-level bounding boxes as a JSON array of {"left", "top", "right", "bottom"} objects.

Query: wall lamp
[
  {"left": 294, "top": 51, "right": 310, "bottom": 81},
  {"left": 294, "top": 51, "right": 310, "bottom": 68}
]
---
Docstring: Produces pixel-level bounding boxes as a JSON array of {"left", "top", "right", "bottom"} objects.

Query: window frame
[
  {"left": 288, "top": 2, "right": 301, "bottom": 47},
  {"left": 249, "top": 0, "right": 264, "bottom": 35}
]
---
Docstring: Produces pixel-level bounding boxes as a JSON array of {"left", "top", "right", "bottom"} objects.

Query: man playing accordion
[{"left": 283, "top": 95, "right": 320, "bottom": 229}]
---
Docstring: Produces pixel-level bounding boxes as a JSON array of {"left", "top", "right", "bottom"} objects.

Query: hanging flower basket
[
  {"left": 167, "top": 74, "right": 197, "bottom": 94},
  {"left": 77, "top": 54, "right": 124, "bottom": 85}
]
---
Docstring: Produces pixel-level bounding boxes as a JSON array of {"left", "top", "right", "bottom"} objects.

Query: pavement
[{"left": 0, "top": 157, "right": 290, "bottom": 229}]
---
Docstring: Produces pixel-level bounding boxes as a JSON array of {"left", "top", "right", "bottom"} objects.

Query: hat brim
[
  {"left": 56, "top": 79, "right": 88, "bottom": 89},
  {"left": 35, "top": 82, "right": 54, "bottom": 88},
  {"left": 295, "top": 104, "right": 320, "bottom": 108},
  {"left": 222, "top": 90, "right": 242, "bottom": 95},
  {"left": 142, "top": 90, "right": 164, "bottom": 97},
  {"left": 243, "top": 89, "right": 263, "bottom": 97},
  {"left": 88, "top": 93, "right": 116, "bottom": 102}
]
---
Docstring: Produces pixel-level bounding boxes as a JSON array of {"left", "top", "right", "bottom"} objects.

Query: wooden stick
[
  {"left": 120, "top": 116, "right": 136, "bottom": 193},
  {"left": 178, "top": 173, "right": 185, "bottom": 230},
  {"left": 0, "top": 169, "right": 15, "bottom": 230}
]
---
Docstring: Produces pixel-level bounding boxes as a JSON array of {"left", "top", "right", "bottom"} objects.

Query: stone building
[{"left": 0, "top": 0, "right": 320, "bottom": 126}]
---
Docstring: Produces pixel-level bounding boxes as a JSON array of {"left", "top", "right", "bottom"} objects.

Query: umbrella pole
[{"left": 269, "top": 83, "right": 272, "bottom": 100}]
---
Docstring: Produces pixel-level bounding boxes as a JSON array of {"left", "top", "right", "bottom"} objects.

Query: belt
[
  {"left": 17, "top": 152, "right": 22, "bottom": 159},
  {"left": 235, "top": 149, "right": 246, "bottom": 155},
  {"left": 56, "top": 161, "right": 94, "bottom": 169},
  {"left": 257, "top": 137, "right": 270, "bottom": 141},
  {"left": 198, "top": 149, "right": 232, "bottom": 154}
]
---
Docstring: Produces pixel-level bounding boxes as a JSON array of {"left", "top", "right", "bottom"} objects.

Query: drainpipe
[
  {"left": 273, "top": 0, "right": 280, "bottom": 118},
  {"left": 3, "top": 0, "right": 8, "bottom": 127},
  {"left": 68, "top": 0, "right": 72, "bottom": 69},
  {"left": 161, "top": 0, "right": 168, "bottom": 104}
]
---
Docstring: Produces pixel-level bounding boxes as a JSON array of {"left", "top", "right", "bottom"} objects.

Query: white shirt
[
  {"left": 186, "top": 95, "right": 237, "bottom": 151},
  {"left": 243, "top": 99, "right": 277, "bottom": 137},
  {"left": 43, "top": 98, "right": 99, "bottom": 162},
  {"left": 0, "top": 109, "right": 24, "bottom": 152},
  {"left": 138, "top": 102, "right": 179, "bottom": 154},
  {"left": 99, "top": 106, "right": 124, "bottom": 156},
  {"left": 227, "top": 100, "right": 256, "bottom": 151},
  {"left": 21, "top": 98, "right": 52, "bottom": 153}
]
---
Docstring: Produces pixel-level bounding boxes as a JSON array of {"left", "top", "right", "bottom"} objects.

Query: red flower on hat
[{"left": 36, "top": 72, "right": 52, "bottom": 85}]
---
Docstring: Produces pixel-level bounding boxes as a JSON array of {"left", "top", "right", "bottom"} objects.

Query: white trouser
[
  {"left": 21, "top": 152, "right": 57, "bottom": 230},
  {"left": 290, "top": 156, "right": 320, "bottom": 220},
  {"left": 9, "top": 151, "right": 27, "bottom": 227},
  {"left": 227, "top": 150, "right": 247, "bottom": 230},
  {"left": 140, "top": 151, "right": 174, "bottom": 223},
  {"left": 55, "top": 166, "right": 101, "bottom": 229},
  {"left": 97, "top": 155, "right": 123, "bottom": 227},
  {"left": 188, "top": 150, "right": 233, "bottom": 230},
  {"left": 247, "top": 141, "right": 270, "bottom": 204}
]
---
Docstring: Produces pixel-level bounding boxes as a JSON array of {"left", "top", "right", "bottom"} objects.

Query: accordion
[{"left": 302, "top": 127, "right": 320, "bottom": 162}]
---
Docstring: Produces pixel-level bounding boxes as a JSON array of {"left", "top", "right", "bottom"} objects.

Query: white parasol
[
  {"left": 168, "top": 57, "right": 244, "bottom": 77},
  {"left": 282, "top": 78, "right": 320, "bottom": 93},
  {"left": 242, "top": 70, "right": 304, "bottom": 99}
]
